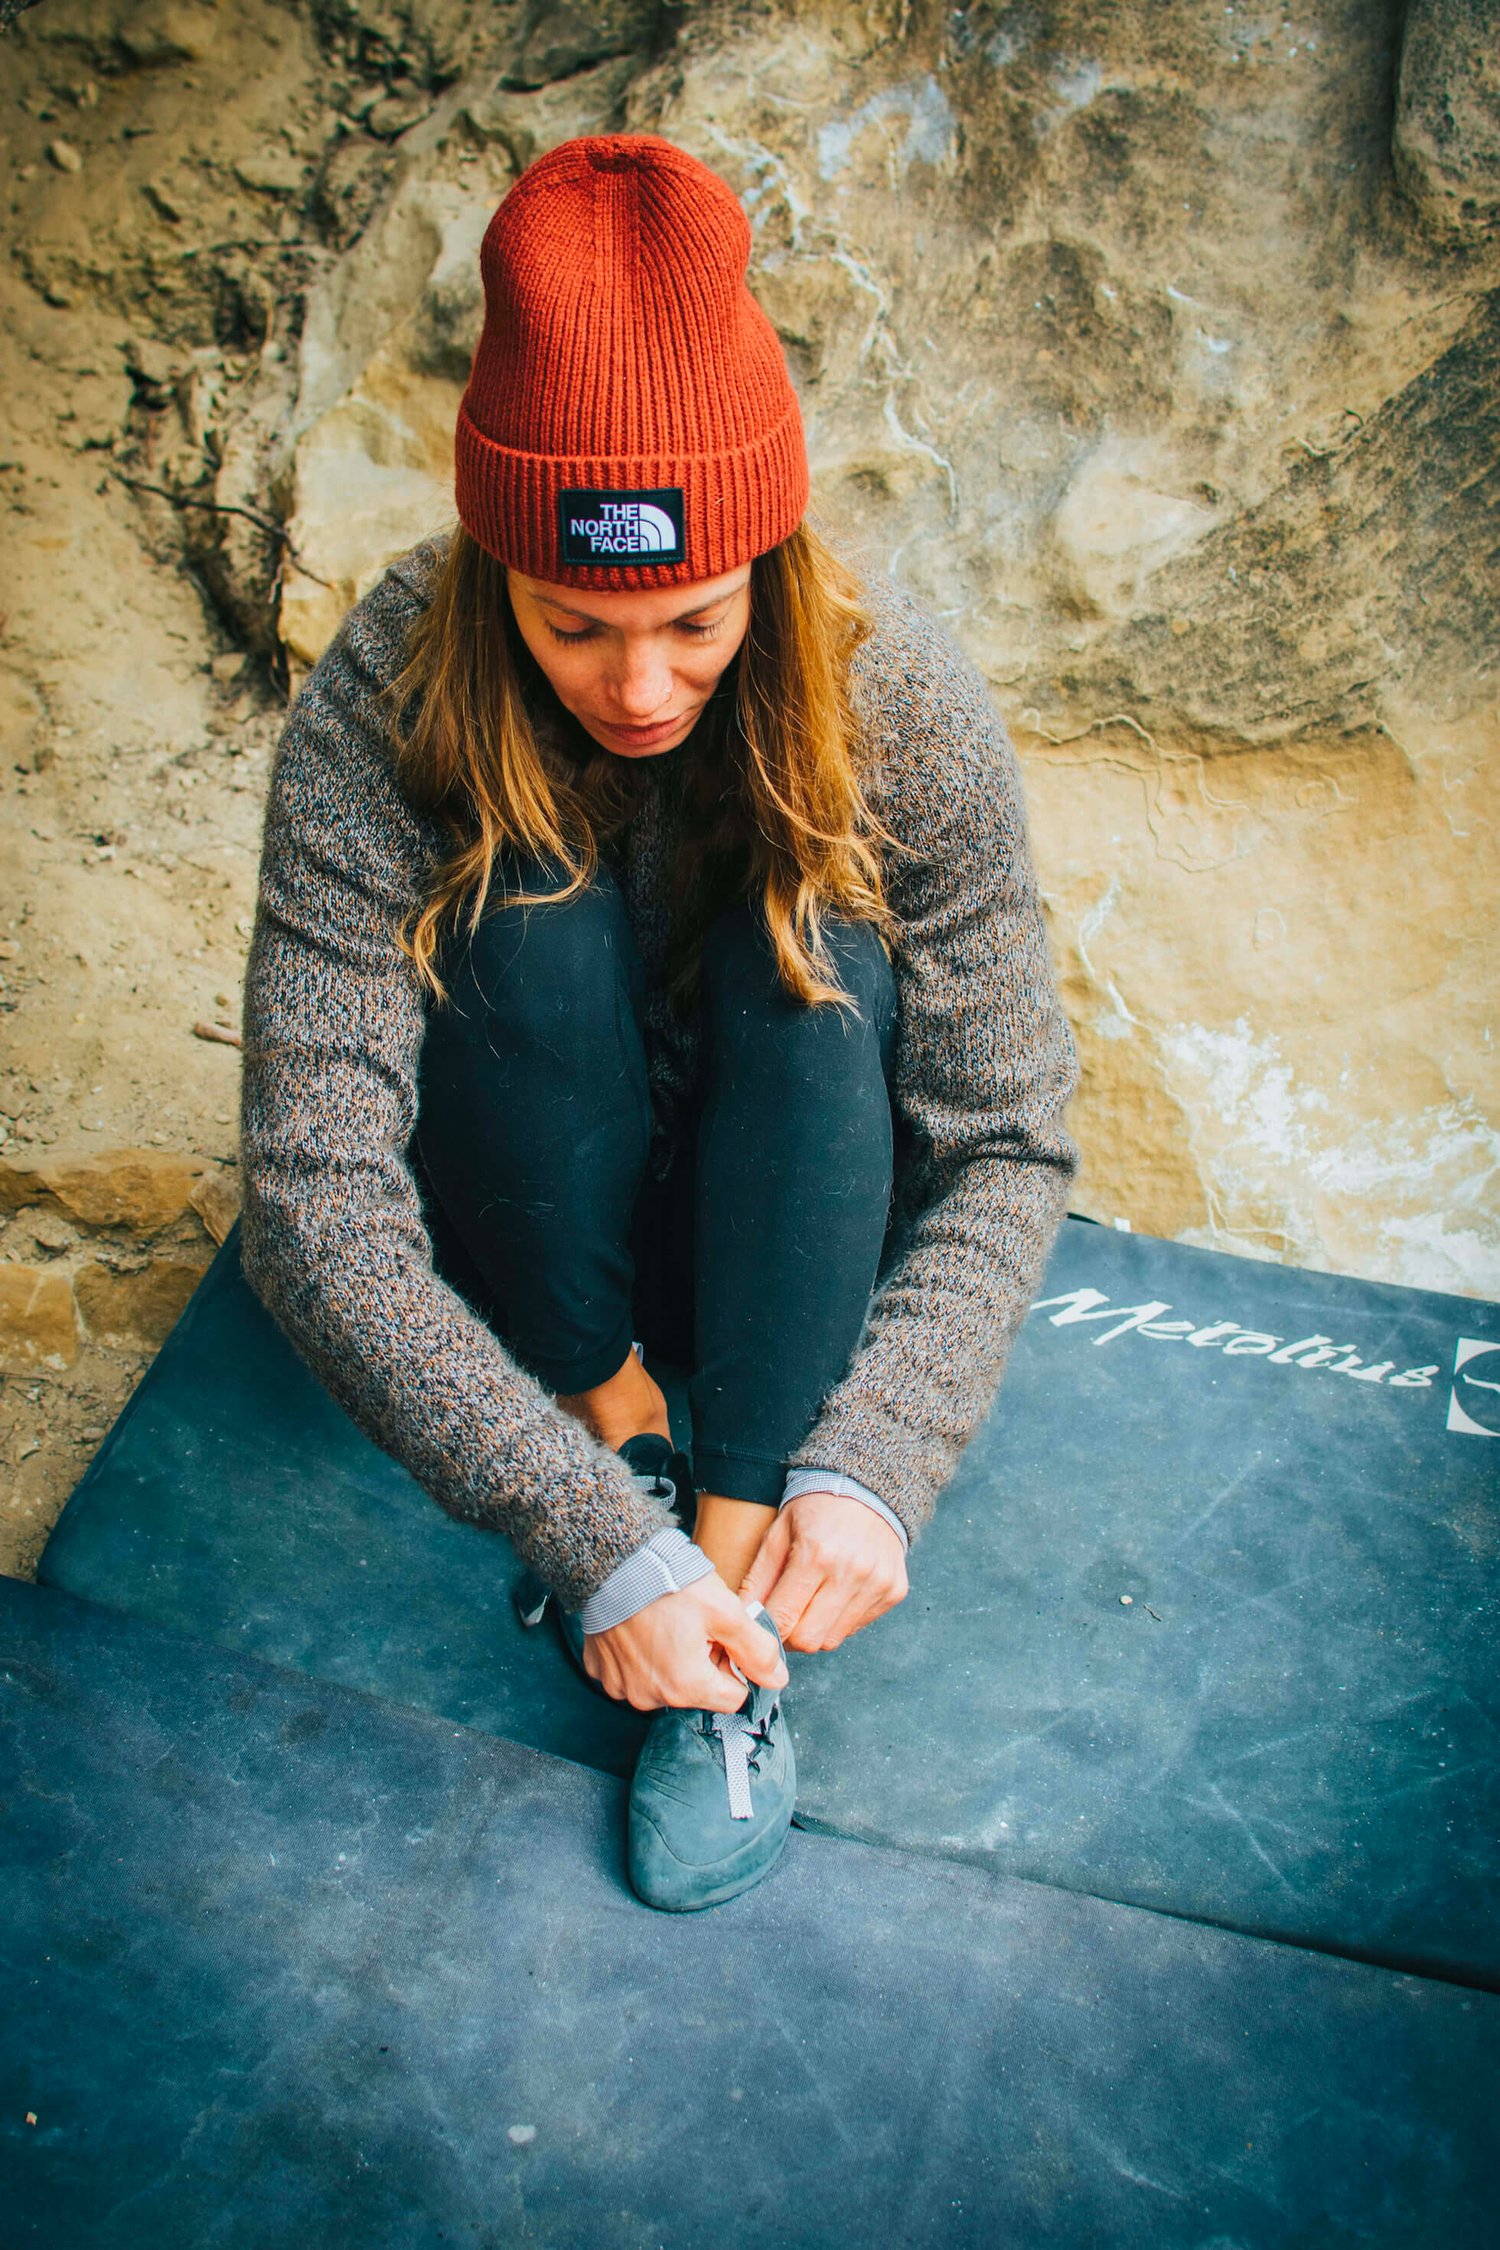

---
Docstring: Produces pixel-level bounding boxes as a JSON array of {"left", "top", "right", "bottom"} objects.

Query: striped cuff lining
[
  {"left": 577, "top": 1525, "right": 716, "bottom": 1636},
  {"left": 779, "top": 1469, "right": 910, "bottom": 1553}
]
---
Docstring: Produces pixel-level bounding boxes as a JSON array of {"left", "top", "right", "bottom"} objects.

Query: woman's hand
[
  {"left": 740, "top": 1492, "right": 908, "bottom": 1652},
  {"left": 584, "top": 1573, "right": 788, "bottom": 1712}
]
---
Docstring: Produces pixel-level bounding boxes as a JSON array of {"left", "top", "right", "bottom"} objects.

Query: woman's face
[{"left": 506, "top": 564, "right": 752, "bottom": 760}]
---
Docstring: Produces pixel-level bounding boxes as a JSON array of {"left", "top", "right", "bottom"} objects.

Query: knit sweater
[{"left": 240, "top": 547, "right": 1079, "bottom": 1612}]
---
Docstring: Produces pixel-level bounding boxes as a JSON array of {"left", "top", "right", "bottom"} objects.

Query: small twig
[
  {"left": 113, "top": 471, "right": 282, "bottom": 539},
  {"left": 193, "top": 1020, "right": 242, "bottom": 1048},
  {"left": 1145, "top": 1607, "right": 1162, "bottom": 1621},
  {"left": 111, "top": 473, "right": 334, "bottom": 587}
]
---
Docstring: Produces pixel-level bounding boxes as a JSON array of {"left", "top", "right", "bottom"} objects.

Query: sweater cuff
[
  {"left": 779, "top": 1468, "right": 910, "bottom": 1554},
  {"left": 577, "top": 1526, "right": 716, "bottom": 1635}
]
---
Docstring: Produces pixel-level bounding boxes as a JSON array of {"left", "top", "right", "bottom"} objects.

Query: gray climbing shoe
[
  {"left": 628, "top": 1603, "right": 795, "bottom": 1912},
  {"left": 513, "top": 1561, "right": 598, "bottom": 1686}
]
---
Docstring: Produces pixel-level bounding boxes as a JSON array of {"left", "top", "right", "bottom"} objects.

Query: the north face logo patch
[{"left": 559, "top": 487, "right": 686, "bottom": 565}]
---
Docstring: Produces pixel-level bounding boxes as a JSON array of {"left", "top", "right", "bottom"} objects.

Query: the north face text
[{"left": 558, "top": 487, "right": 686, "bottom": 566}]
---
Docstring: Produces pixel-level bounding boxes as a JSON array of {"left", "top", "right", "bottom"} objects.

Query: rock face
[
  {"left": 72, "top": 1252, "right": 210, "bottom": 1351},
  {"left": 278, "top": 173, "right": 495, "bottom": 672},
  {"left": 259, "top": 0, "right": 1500, "bottom": 1300},
  {"left": 0, "top": 1263, "right": 80, "bottom": 1374},
  {"left": 1394, "top": 0, "right": 1500, "bottom": 240},
  {"left": 277, "top": 58, "right": 645, "bottom": 672},
  {"left": 188, "top": 1164, "right": 243, "bottom": 1246},
  {"left": 0, "top": 1147, "right": 207, "bottom": 1234},
  {"left": 0, "top": 1146, "right": 220, "bottom": 1372}
]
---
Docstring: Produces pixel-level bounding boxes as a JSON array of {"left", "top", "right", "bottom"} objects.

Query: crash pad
[
  {"left": 39, "top": 1218, "right": 1500, "bottom": 1986},
  {"left": 3, "top": 1576, "right": 1496, "bottom": 2250}
]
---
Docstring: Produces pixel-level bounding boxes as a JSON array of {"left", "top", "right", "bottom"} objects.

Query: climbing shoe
[
  {"left": 628, "top": 1602, "right": 795, "bottom": 1912},
  {"left": 616, "top": 1430, "right": 694, "bottom": 1521}
]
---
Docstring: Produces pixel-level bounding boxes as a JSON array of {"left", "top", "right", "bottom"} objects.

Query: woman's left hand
[{"left": 739, "top": 1491, "right": 908, "bottom": 1653}]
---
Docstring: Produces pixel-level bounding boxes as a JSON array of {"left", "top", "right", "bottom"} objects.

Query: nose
[{"left": 611, "top": 636, "right": 674, "bottom": 719}]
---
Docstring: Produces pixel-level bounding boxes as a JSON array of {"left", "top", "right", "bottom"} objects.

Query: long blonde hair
[{"left": 390, "top": 521, "right": 890, "bottom": 1007}]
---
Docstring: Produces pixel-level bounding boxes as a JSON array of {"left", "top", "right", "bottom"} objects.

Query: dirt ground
[{"left": 0, "top": 2, "right": 337, "bottom": 1572}]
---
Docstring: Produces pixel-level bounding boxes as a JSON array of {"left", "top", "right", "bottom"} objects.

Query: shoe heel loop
[{"left": 512, "top": 1569, "right": 551, "bottom": 1630}]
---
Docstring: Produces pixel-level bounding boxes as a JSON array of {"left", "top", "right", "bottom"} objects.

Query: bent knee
[
  {"left": 454, "top": 866, "right": 634, "bottom": 1034},
  {"left": 702, "top": 904, "right": 894, "bottom": 1052}
]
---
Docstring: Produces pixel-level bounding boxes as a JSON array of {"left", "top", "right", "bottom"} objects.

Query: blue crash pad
[
  {"left": 39, "top": 1218, "right": 1500, "bottom": 1986},
  {"left": 2, "top": 1577, "right": 1496, "bottom": 2249}
]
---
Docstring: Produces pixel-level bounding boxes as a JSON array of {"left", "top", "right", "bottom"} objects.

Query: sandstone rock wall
[
  {"left": 1394, "top": 0, "right": 1500, "bottom": 241},
  {"left": 0, "top": 1145, "right": 237, "bottom": 1372}
]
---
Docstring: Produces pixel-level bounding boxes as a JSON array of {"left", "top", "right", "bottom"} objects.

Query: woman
[{"left": 242, "top": 135, "right": 1077, "bottom": 1912}]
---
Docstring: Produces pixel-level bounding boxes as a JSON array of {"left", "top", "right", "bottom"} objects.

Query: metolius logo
[
  {"left": 559, "top": 488, "right": 686, "bottom": 566},
  {"left": 1448, "top": 1338, "right": 1500, "bottom": 1437}
]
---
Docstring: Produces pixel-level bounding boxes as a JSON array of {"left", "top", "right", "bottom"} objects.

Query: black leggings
[{"left": 413, "top": 864, "right": 897, "bottom": 1507}]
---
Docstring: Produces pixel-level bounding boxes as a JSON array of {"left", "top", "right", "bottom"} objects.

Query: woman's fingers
[
  {"left": 751, "top": 1545, "right": 827, "bottom": 1645},
  {"left": 739, "top": 1512, "right": 791, "bottom": 1607},
  {"left": 582, "top": 1573, "right": 787, "bottom": 1711},
  {"left": 584, "top": 1500, "right": 910, "bottom": 1705},
  {"left": 701, "top": 1580, "right": 788, "bottom": 1689},
  {"left": 741, "top": 1513, "right": 834, "bottom": 1646},
  {"left": 782, "top": 1562, "right": 880, "bottom": 1651},
  {"left": 591, "top": 1632, "right": 739, "bottom": 1713},
  {"left": 747, "top": 1492, "right": 909, "bottom": 1649}
]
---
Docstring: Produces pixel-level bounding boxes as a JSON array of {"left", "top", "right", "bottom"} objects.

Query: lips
[{"left": 598, "top": 714, "right": 691, "bottom": 748}]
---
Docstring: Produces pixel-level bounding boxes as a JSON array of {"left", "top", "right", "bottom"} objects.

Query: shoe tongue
[
  {"left": 739, "top": 1600, "right": 785, "bottom": 1722},
  {"left": 743, "top": 1598, "right": 784, "bottom": 1658},
  {"left": 618, "top": 1432, "right": 674, "bottom": 1482}
]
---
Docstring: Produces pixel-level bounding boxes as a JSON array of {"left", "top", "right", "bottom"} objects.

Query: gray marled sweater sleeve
[
  {"left": 239, "top": 568, "right": 671, "bottom": 1608},
  {"left": 788, "top": 584, "right": 1079, "bottom": 1534}
]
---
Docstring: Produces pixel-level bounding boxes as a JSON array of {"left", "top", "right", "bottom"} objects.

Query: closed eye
[{"left": 544, "top": 616, "right": 728, "bottom": 646}]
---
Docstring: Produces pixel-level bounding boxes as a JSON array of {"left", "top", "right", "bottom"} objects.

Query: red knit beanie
[{"left": 454, "top": 135, "right": 808, "bottom": 588}]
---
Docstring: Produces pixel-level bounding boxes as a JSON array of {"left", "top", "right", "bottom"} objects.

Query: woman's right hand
[{"left": 584, "top": 1574, "right": 788, "bottom": 1712}]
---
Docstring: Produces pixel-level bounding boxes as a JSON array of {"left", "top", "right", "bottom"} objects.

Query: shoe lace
[{"left": 709, "top": 1702, "right": 779, "bottom": 1821}]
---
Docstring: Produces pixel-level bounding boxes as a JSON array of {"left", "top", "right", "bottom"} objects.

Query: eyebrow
[{"left": 535, "top": 582, "right": 748, "bottom": 628}]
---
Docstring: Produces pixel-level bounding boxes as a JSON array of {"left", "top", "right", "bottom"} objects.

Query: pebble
[
  {"left": 48, "top": 139, "right": 83, "bottom": 174},
  {"left": 506, "top": 2125, "right": 536, "bottom": 2146},
  {"left": 233, "top": 150, "right": 305, "bottom": 196},
  {"left": 1119, "top": 1594, "right": 1133, "bottom": 1605},
  {"left": 366, "top": 92, "right": 432, "bottom": 141}
]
